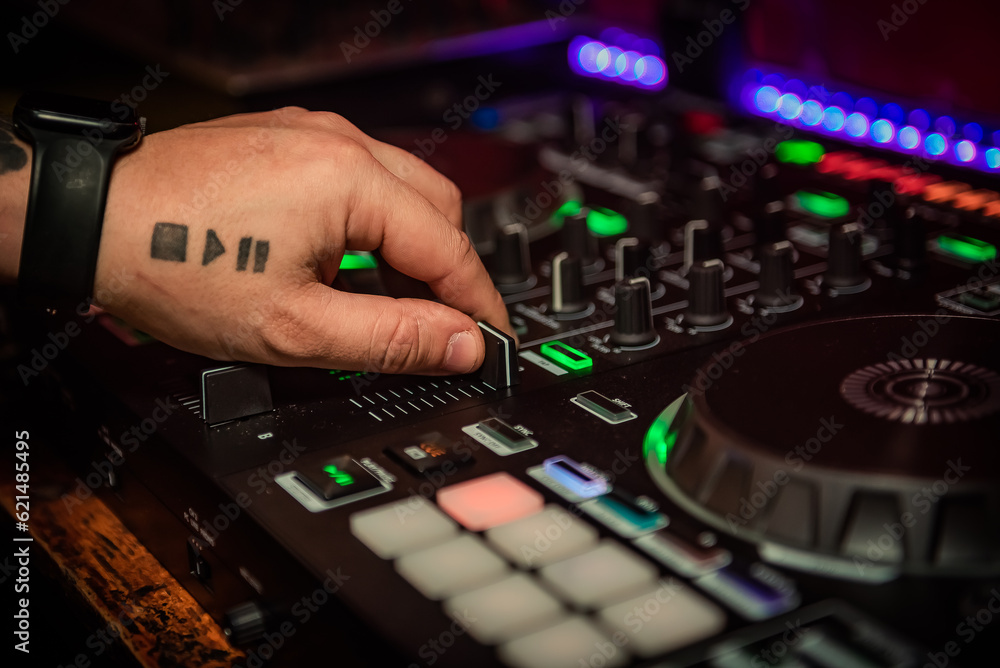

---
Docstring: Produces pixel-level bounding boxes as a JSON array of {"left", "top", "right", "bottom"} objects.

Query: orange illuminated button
[
  {"left": 953, "top": 189, "right": 999, "bottom": 211},
  {"left": 924, "top": 181, "right": 971, "bottom": 204},
  {"left": 438, "top": 472, "right": 544, "bottom": 531},
  {"left": 985, "top": 200, "right": 1000, "bottom": 219}
]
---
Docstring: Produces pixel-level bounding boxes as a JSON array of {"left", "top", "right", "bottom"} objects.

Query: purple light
[
  {"left": 934, "top": 115, "right": 957, "bottom": 136},
  {"left": 800, "top": 100, "right": 824, "bottom": 126},
  {"left": 635, "top": 55, "right": 666, "bottom": 87},
  {"left": 845, "top": 113, "right": 870, "bottom": 138},
  {"left": 575, "top": 39, "right": 603, "bottom": 73},
  {"left": 925, "top": 133, "right": 947, "bottom": 156},
  {"left": 822, "top": 106, "right": 846, "bottom": 131},
  {"left": 870, "top": 119, "right": 894, "bottom": 143},
  {"left": 618, "top": 51, "right": 641, "bottom": 81},
  {"left": 831, "top": 91, "right": 854, "bottom": 110},
  {"left": 986, "top": 148, "right": 1000, "bottom": 169},
  {"left": 754, "top": 86, "right": 781, "bottom": 113},
  {"left": 908, "top": 109, "right": 931, "bottom": 131},
  {"left": 600, "top": 47, "right": 625, "bottom": 76},
  {"left": 898, "top": 126, "right": 921, "bottom": 149},
  {"left": 777, "top": 93, "right": 803, "bottom": 120},
  {"left": 955, "top": 140, "right": 976, "bottom": 162},
  {"left": 962, "top": 123, "right": 984, "bottom": 142},
  {"left": 855, "top": 97, "right": 878, "bottom": 117},
  {"left": 880, "top": 103, "right": 905, "bottom": 125}
]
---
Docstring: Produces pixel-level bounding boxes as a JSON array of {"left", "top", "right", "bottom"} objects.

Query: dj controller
[{"left": 12, "top": 9, "right": 1000, "bottom": 668}]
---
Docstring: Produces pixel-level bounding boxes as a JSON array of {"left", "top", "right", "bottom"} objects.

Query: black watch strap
[
  {"left": 14, "top": 92, "right": 142, "bottom": 312},
  {"left": 18, "top": 130, "right": 120, "bottom": 311}
]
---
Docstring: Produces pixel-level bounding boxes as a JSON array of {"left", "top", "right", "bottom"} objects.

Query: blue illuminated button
[
  {"left": 580, "top": 487, "right": 669, "bottom": 537},
  {"left": 694, "top": 562, "right": 800, "bottom": 620},
  {"left": 542, "top": 456, "right": 610, "bottom": 499}
]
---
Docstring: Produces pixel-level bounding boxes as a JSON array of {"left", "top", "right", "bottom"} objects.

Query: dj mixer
[{"left": 11, "top": 4, "right": 1000, "bottom": 668}]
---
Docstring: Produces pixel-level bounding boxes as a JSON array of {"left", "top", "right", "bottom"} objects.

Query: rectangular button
[
  {"left": 385, "top": 432, "right": 474, "bottom": 475},
  {"left": 542, "top": 456, "right": 609, "bottom": 499},
  {"left": 540, "top": 341, "right": 593, "bottom": 371},
  {"left": 572, "top": 390, "right": 636, "bottom": 424},
  {"left": 478, "top": 418, "right": 534, "bottom": 451},
  {"left": 297, "top": 455, "right": 384, "bottom": 501}
]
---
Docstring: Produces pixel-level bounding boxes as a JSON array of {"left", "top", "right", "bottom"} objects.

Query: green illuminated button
[
  {"left": 540, "top": 342, "right": 593, "bottom": 371},
  {"left": 794, "top": 190, "right": 850, "bottom": 219},
  {"left": 586, "top": 207, "right": 628, "bottom": 237},
  {"left": 339, "top": 251, "right": 378, "bottom": 270},
  {"left": 958, "top": 288, "right": 1000, "bottom": 312},
  {"left": 775, "top": 140, "right": 825, "bottom": 165},
  {"left": 937, "top": 235, "right": 997, "bottom": 263},
  {"left": 298, "top": 455, "right": 382, "bottom": 501}
]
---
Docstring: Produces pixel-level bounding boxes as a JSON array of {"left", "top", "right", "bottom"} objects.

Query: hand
[{"left": 94, "top": 107, "right": 512, "bottom": 374}]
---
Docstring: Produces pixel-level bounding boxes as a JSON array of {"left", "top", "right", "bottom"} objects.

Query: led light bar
[
  {"left": 568, "top": 29, "right": 666, "bottom": 90},
  {"left": 740, "top": 70, "right": 1000, "bottom": 174}
]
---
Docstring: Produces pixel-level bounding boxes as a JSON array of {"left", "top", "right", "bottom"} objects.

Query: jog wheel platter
[{"left": 646, "top": 315, "right": 1000, "bottom": 580}]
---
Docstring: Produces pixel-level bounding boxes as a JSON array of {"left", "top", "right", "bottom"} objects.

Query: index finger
[{"left": 341, "top": 158, "right": 512, "bottom": 338}]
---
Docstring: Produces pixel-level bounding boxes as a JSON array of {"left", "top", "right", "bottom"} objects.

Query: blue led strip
[
  {"left": 568, "top": 27, "right": 667, "bottom": 90},
  {"left": 740, "top": 70, "right": 1000, "bottom": 174}
]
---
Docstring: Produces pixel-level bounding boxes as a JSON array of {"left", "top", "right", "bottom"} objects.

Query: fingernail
[{"left": 444, "top": 331, "right": 478, "bottom": 373}]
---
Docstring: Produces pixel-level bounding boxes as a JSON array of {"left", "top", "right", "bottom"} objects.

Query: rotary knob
[
  {"left": 491, "top": 223, "right": 532, "bottom": 289},
  {"left": 611, "top": 277, "right": 656, "bottom": 347},
  {"left": 755, "top": 241, "right": 798, "bottom": 308},
  {"left": 824, "top": 222, "right": 868, "bottom": 289},
  {"left": 684, "top": 259, "right": 730, "bottom": 327},
  {"left": 616, "top": 237, "right": 654, "bottom": 282},
  {"left": 684, "top": 219, "right": 724, "bottom": 270},
  {"left": 550, "top": 252, "right": 588, "bottom": 316},
  {"left": 893, "top": 206, "right": 927, "bottom": 275},
  {"left": 562, "top": 209, "right": 599, "bottom": 272}
]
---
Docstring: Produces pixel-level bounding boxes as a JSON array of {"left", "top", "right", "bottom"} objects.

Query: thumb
[{"left": 281, "top": 284, "right": 485, "bottom": 375}]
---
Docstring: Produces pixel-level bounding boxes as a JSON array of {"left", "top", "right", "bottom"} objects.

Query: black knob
[
  {"left": 684, "top": 219, "right": 724, "bottom": 269},
  {"left": 754, "top": 201, "right": 787, "bottom": 249},
  {"left": 201, "top": 364, "right": 272, "bottom": 426},
  {"left": 491, "top": 223, "right": 531, "bottom": 287},
  {"left": 477, "top": 322, "right": 519, "bottom": 388},
  {"left": 691, "top": 175, "right": 726, "bottom": 226},
  {"left": 611, "top": 277, "right": 656, "bottom": 347},
  {"left": 755, "top": 241, "right": 798, "bottom": 307},
  {"left": 562, "top": 209, "right": 598, "bottom": 269},
  {"left": 616, "top": 237, "right": 654, "bottom": 282},
  {"left": 626, "top": 192, "right": 665, "bottom": 241},
  {"left": 825, "top": 222, "right": 867, "bottom": 289},
  {"left": 684, "top": 259, "right": 730, "bottom": 327},
  {"left": 893, "top": 206, "right": 927, "bottom": 274},
  {"left": 550, "top": 252, "right": 587, "bottom": 315}
]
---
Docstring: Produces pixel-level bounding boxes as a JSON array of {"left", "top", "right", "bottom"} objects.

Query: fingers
[
  {"left": 365, "top": 141, "right": 464, "bottom": 230},
  {"left": 339, "top": 157, "right": 512, "bottom": 340},
  {"left": 275, "top": 284, "right": 484, "bottom": 374}
]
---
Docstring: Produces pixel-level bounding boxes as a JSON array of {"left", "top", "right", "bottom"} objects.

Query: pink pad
[{"left": 437, "top": 472, "right": 544, "bottom": 531}]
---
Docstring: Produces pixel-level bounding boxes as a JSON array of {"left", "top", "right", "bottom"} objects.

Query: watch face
[{"left": 14, "top": 91, "right": 141, "bottom": 144}]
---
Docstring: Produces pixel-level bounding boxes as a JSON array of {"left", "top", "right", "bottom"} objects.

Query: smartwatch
[{"left": 13, "top": 91, "right": 143, "bottom": 312}]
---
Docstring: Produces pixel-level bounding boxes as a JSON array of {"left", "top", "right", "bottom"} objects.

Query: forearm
[{"left": 0, "top": 115, "right": 30, "bottom": 284}]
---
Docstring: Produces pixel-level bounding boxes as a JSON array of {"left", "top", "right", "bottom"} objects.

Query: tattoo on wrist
[
  {"left": 0, "top": 116, "right": 29, "bottom": 176},
  {"left": 150, "top": 223, "right": 270, "bottom": 273}
]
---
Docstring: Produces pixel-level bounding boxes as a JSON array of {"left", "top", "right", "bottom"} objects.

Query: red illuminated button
[
  {"left": 437, "top": 472, "right": 543, "bottom": 531},
  {"left": 815, "top": 150, "right": 861, "bottom": 174},
  {"left": 894, "top": 173, "right": 942, "bottom": 196}
]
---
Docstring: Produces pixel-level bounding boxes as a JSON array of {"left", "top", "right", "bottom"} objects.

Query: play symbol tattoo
[{"left": 150, "top": 223, "right": 269, "bottom": 272}]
